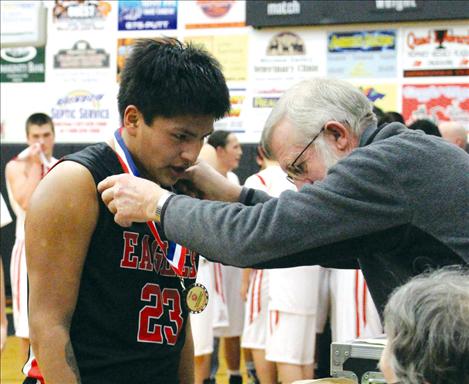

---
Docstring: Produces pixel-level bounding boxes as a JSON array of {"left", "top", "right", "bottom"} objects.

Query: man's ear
[
  {"left": 325, "top": 121, "right": 354, "bottom": 152},
  {"left": 123, "top": 105, "right": 141, "bottom": 136}
]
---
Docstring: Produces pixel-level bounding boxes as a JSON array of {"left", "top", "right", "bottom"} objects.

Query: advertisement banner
[
  {"left": 246, "top": 0, "right": 469, "bottom": 28},
  {"left": 50, "top": 88, "right": 116, "bottom": 141},
  {"left": 182, "top": 0, "right": 245, "bottom": 29},
  {"left": 52, "top": 1, "right": 113, "bottom": 31},
  {"left": 327, "top": 30, "right": 397, "bottom": 78},
  {"left": 0, "top": 46, "right": 45, "bottom": 83},
  {"left": 358, "top": 83, "right": 398, "bottom": 112},
  {"left": 118, "top": 1, "right": 177, "bottom": 31},
  {"left": 402, "top": 26, "right": 469, "bottom": 77},
  {"left": 244, "top": 28, "right": 326, "bottom": 140},
  {"left": 402, "top": 84, "right": 469, "bottom": 130},
  {"left": 54, "top": 40, "right": 110, "bottom": 69},
  {"left": 117, "top": 38, "right": 136, "bottom": 82},
  {"left": 214, "top": 88, "right": 247, "bottom": 134},
  {"left": 184, "top": 34, "right": 248, "bottom": 82}
]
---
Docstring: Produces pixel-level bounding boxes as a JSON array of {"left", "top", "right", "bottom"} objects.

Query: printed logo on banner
[
  {"left": 54, "top": 40, "right": 110, "bottom": 69},
  {"left": 327, "top": 30, "right": 397, "bottom": 78},
  {"left": 403, "top": 27, "right": 469, "bottom": 77},
  {"left": 197, "top": 0, "right": 234, "bottom": 18},
  {"left": 118, "top": 0, "right": 177, "bottom": 31},
  {"left": 53, "top": 0, "right": 112, "bottom": 31},
  {"left": 267, "top": 32, "right": 305, "bottom": 56},
  {"left": 402, "top": 84, "right": 469, "bottom": 129},
  {"left": 214, "top": 89, "right": 246, "bottom": 133},
  {"left": 117, "top": 38, "right": 136, "bottom": 82},
  {"left": 359, "top": 84, "right": 397, "bottom": 112},
  {"left": 0, "top": 46, "right": 45, "bottom": 83},
  {"left": 51, "top": 90, "right": 111, "bottom": 137}
]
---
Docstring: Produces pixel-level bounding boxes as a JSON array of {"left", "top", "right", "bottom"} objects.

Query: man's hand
[
  {"left": 179, "top": 161, "right": 242, "bottom": 202},
  {"left": 98, "top": 174, "right": 168, "bottom": 227},
  {"left": 17, "top": 143, "right": 43, "bottom": 164}
]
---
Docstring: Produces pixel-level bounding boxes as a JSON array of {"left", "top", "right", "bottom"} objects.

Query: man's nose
[{"left": 180, "top": 142, "right": 202, "bottom": 164}]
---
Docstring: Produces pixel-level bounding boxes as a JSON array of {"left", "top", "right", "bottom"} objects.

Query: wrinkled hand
[
  {"left": 97, "top": 174, "right": 168, "bottom": 227},
  {"left": 179, "top": 160, "right": 242, "bottom": 202}
]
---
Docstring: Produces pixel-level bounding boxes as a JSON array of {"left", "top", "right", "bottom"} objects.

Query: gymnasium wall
[{"left": 1, "top": 0, "right": 468, "bottom": 292}]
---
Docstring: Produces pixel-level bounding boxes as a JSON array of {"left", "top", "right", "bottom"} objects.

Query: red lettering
[
  {"left": 120, "top": 231, "right": 139, "bottom": 269},
  {"left": 138, "top": 235, "right": 154, "bottom": 271}
]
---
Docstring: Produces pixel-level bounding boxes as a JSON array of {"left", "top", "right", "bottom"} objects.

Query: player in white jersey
[
  {"left": 205, "top": 130, "right": 245, "bottom": 384},
  {"left": 247, "top": 158, "right": 323, "bottom": 382},
  {"left": 329, "top": 269, "right": 382, "bottom": 342},
  {"left": 5, "top": 113, "right": 57, "bottom": 360},
  {"left": 241, "top": 147, "right": 294, "bottom": 383}
]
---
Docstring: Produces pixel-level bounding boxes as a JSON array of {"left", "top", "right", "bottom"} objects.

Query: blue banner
[{"left": 118, "top": 0, "right": 177, "bottom": 31}]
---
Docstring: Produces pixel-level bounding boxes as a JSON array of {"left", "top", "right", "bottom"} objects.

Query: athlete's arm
[
  {"left": 5, "top": 151, "right": 43, "bottom": 211},
  {"left": 26, "top": 161, "right": 98, "bottom": 384},
  {"left": 178, "top": 317, "right": 194, "bottom": 384}
]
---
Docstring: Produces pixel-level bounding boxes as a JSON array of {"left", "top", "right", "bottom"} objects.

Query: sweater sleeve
[{"left": 162, "top": 144, "right": 411, "bottom": 268}]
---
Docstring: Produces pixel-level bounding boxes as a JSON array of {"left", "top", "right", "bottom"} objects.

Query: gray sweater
[{"left": 162, "top": 123, "right": 469, "bottom": 312}]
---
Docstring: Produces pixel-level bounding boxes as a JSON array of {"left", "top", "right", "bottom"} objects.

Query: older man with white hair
[
  {"left": 438, "top": 121, "right": 468, "bottom": 150},
  {"left": 98, "top": 78, "right": 469, "bottom": 314}
]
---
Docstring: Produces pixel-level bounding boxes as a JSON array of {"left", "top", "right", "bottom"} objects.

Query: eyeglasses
[{"left": 285, "top": 127, "right": 325, "bottom": 184}]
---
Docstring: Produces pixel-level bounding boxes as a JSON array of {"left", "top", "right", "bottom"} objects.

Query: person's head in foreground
[
  {"left": 438, "top": 121, "right": 468, "bottom": 150},
  {"left": 380, "top": 267, "right": 469, "bottom": 384},
  {"left": 117, "top": 37, "right": 230, "bottom": 186},
  {"left": 261, "top": 78, "right": 377, "bottom": 189}
]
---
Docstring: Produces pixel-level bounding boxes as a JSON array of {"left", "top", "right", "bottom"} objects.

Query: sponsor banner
[
  {"left": 244, "top": 28, "right": 326, "bottom": 141},
  {"left": 52, "top": 1, "right": 113, "bottom": 31},
  {"left": 50, "top": 88, "right": 116, "bottom": 141},
  {"left": 117, "top": 38, "right": 136, "bottom": 82},
  {"left": 327, "top": 30, "right": 397, "bottom": 78},
  {"left": 402, "top": 84, "right": 469, "bottom": 131},
  {"left": 0, "top": 46, "right": 45, "bottom": 83},
  {"left": 250, "top": 28, "right": 326, "bottom": 91},
  {"left": 182, "top": 0, "right": 245, "bottom": 29},
  {"left": 118, "top": 1, "right": 177, "bottom": 31},
  {"left": 246, "top": 0, "right": 469, "bottom": 28},
  {"left": 402, "top": 26, "right": 469, "bottom": 77},
  {"left": 358, "top": 83, "right": 398, "bottom": 112},
  {"left": 0, "top": 1, "right": 46, "bottom": 47},
  {"left": 214, "top": 88, "right": 247, "bottom": 134},
  {"left": 54, "top": 40, "right": 110, "bottom": 69},
  {"left": 184, "top": 34, "right": 248, "bottom": 82}
]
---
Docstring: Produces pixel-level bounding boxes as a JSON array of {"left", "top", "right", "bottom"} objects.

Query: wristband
[{"left": 155, "top": 191, "right": 174, "bottom": 223}]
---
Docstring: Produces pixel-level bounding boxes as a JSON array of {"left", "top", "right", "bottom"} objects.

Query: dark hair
[
  {"left": 381, "top": 111, "right": 405, "bottom": 125},
  {"left": 408, "top": 119, "right": 441, "bottom": 137},
  {"left": 207, "top": 130, "right": 231, "bottom": 149},
  {"left": 118, "top": 38, "right": 230, "bottom": 125},
  {"left": 25, "top": 113, "right": 55, "bottom": 136},
  {"left": 373, "top": 105, "right": 385, "bottom": 126}
]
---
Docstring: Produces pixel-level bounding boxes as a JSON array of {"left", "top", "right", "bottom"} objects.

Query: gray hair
[
  {"left": 383, "top": 267, "right": 469, "bottom": 384},
  {"left": 261, "top": 78, "right": 377, "bottom": 165}
]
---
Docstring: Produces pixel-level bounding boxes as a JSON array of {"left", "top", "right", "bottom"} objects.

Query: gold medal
[{"left": 185, "top": 283, "right": 209, "bottom": 314}]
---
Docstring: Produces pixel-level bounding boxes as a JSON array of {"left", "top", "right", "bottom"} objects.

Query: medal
[{"left": 185, "top": 283, "right": 209, "bottom": 314}]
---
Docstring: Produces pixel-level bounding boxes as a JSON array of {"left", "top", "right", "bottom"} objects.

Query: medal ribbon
[{"left": 113, "top": 128, "right": 187, "bottom": 276}]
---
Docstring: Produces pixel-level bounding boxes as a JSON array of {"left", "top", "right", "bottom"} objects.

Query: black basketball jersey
[{"left": 64, "top": 143, "right": 198, "bottom": 384}]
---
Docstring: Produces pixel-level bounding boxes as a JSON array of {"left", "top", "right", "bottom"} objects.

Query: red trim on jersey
[
  {"left": 363, "top": 279, "right": 367, "bottom": 326},
  {"left": 255, "top": 174, "right": 266, "bottom": 186},
  {"left": 256, "top": 270, "right": 263, "bottom": 315},
  {"left": 16, "top": 241, "right": 24, "bottom": 310},
  {"left": 249, "top": 271, "right": 255, "bottom": 324},
  {"left": 27, "top": 358, "right": 45, "bottom": 383},
  {"left": 355, "top": 270, "right": 360, "bottom": 338}
]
